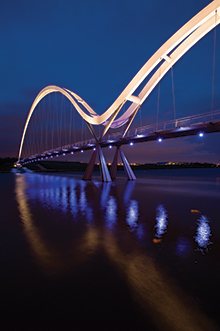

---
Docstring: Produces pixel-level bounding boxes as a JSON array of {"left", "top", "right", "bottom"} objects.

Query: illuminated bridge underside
[{"left": 18, "top": 0, "right": 220, "bottom": 181}]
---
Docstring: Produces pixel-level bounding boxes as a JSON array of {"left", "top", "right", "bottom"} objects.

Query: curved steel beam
[{"left": 19, "top": 0, "right": 220, "bottom": 160}]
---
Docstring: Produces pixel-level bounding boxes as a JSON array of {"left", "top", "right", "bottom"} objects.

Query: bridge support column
[
  {"left": 98, "top": 145, "right": 112, "bottom": 182},
  {"left": 83, "top": 148, "right": 98, "bottom": 180},
  {"left": 110, "top": 147, "right": 120, "bottom": 179},
  {"left": 110, "top": 147, "right": 136, "bottom": 180},
  {"left": 83, "top": 145, "right": 112, "bottom": 182},
  {"left": 119, "top": 148, "right": 136, "bottom": 180}
]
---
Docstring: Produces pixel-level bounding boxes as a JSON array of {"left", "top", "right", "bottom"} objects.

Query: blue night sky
[{"left": 1, "top": 0, "right": 220, "bottom": 163}]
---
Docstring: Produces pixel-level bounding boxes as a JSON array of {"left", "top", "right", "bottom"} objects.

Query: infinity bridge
[{"left": 17, "top": 1, "right": 220, "bottom": 181}]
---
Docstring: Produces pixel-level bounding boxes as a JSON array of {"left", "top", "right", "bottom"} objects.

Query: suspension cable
[
  {"left": 211, "top": 10, "right": 217, "bottom": 112},
  {"left": 69, "top": 103, "right": 72, "bottom": 144},
  {"left": 171, "top": 66, "right": 176, "bottom": 120},
  {"left": 139, "top": 105, "right": 142, "bottom": 127},
  {"left": 156, "top": 81, "right": 160, "bottom": 129},
  {"left": 81, "top": 116, "right": 84, "bottom": 141}
]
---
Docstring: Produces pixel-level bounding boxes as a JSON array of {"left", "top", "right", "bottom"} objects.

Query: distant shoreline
[{"left": 0, "top": 158, "right": 219, "bottom": 173}]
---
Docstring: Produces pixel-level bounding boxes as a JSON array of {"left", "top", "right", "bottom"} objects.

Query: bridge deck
[{"left": 21, "top": 119, "right": 220, "bottom": 163}]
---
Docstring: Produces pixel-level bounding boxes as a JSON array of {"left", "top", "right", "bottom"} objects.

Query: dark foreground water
[{"left": 0, "top": 169, "right": 220, "bottom": 331}]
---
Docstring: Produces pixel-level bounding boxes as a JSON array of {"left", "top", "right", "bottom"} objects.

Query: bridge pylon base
[
  {"left": 83, "top": 148, "right": 98, "bottom": 180},
  {"left": 110, "top": 147, "right": 136, "bottom": 181},
  {"left": 110, "top": 147, "right": 120, "bottom": 179},
  {"left": 98, "top": 145, "right": 112, "bottom": 182},
  {"left": 83, "top": 145, "right": 112, "bottom": 182}
]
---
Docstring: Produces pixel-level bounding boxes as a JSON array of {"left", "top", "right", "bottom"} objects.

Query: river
[{"left": 0, "top": 169, "right": 220, "bottom": 330}]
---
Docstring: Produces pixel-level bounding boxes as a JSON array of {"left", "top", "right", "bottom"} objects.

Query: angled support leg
[
  {"left": 119, "top": 147, "right": 136, "bottom": 180},
  {"left": 110, "top": 147, "right": 120, "bottom": 179},
  {"left": 83, "top": 148, "right": 98, "bottom": 180},
  {"left": 98, "top": 145, "right": 112, "bottom": 182}
]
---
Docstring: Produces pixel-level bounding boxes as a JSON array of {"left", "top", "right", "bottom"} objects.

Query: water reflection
[
  {"left": 126, "top": 200, "right": 139, "bottom": 231},
  {"left": 135, "top": 223, "right": 147, "bottom": 243},
  {"left": 104, "top": 232, "right": 214, "bottom": 331},
  {"left": 123, "top": 180, "right": 136, "bottom": 205},
  {"left": 100, "top": 182, "right": 112, "bottom": 209},
  {"left": 13, "top": 173, "right": 217, "bottom": 331},
  {"left": 176, "top": 236, "right": 191, "bottom": 258},
  {"left": 154, "top": 204, "right": 168, "bottom": 238},
  {"left": 15, "top": 174, "right": 63, "bottom": 274},
  {"left": 105, "top": 196, "right": 117, "bottom": 229},
  {"left": 194, "top": 215, "right": 212, "bottom": 254},
  {"left": 79, "top": 181, "right": 93, "bottom": 222},
  {"left": 14, "top": 174, "right": 98, "bottom": 274}
]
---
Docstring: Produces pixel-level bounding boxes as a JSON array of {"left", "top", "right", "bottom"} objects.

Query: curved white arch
[{"left": 19, "top": 0, "right": 220, "bottom": 160}]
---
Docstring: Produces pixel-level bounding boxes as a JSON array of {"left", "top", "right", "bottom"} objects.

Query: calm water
[{"left": 0, "top": 169, "right": 220, "bottom": 330}]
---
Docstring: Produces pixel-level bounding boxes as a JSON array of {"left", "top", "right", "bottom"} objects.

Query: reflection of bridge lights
[
  {"left": 199, "top": 132, "right": 204, "bottom": 137},
  {"left": 100, "top": 182, "right": 112, "bottom": 209},
  {"left": 158, "top": 138, "right": 163, "bottom": 142},
  {"left": 126, "top": 200, "right": 139, "bottom": 231},
  {"left": 105, "top": 196, "right": 117, "bottom": 229},
  {"left": 155, "top": 204, "right": 168, "bottom": 238},
  {"left": 194, "top": 215, "right": 212, "bottom": 253},
  {"left": 130, "top": 142, "right": 134, "bottom": 146}
]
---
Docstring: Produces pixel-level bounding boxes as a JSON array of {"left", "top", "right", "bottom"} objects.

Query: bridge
[{"left": 17, "top": 1, "right": 220, "bottom": 181}]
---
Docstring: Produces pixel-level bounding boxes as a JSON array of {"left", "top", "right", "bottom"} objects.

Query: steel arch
[{"left": 19, "top": 0, "right": 220, "bottom": 160}]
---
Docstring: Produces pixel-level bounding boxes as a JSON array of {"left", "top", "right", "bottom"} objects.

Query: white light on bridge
[
  {"left": 109, "top": 145, "right": 112, "bottom": 149},
  {"left": 199, "top": 132, "right": 204, "bottom": 137},
  {"left": 63, "top": 153, "right": 66, "bottom": 156},
  {"left": 158, "top": 138, "right": 163, "bottom": 142},
  {"left": 130, "top": 142, "right": 134, "bottom": 146},
  {"left": 81, "top": 150, "right": 84, "bottom": 153},
  {"left": 71, "top": 151, "right": 74, "bottom": 155},
  {"left": 93, "top": 147, "right": 96, "bottom": 151}
]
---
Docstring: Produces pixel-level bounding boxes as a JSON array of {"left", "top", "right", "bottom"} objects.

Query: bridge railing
[
  {"left": 100, "top": 110, "right": 219, "bottom": 142},
  {"left": 126, "top": 109, "right": 220, "bottom": 138},
  {"left": 61, "top": 110, "right": 220, "bottom": 149}
]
